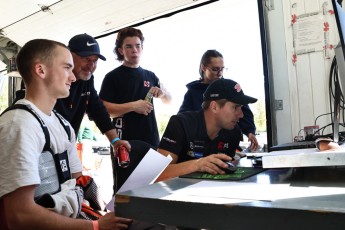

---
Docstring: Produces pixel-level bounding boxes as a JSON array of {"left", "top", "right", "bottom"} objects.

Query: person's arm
[
  {"left": 102, "top": 83, "right": 172, "bottom": 117},
  {"left": 156, "top": 82, "right": 172, "bottom": 104},
  {"left": 238, "top": 104, "right": 256, "bottom": 136},
  {"left": 3, "top": 185, "right": 132, "bottom": 230},
  {"left": 72, "top": 172, "right": 83, "bottom": 179},
  {"left": 156, "top": 149, "right": 232, "bottom": 182},
  {"left": 77, "top": 125, "right": 85, "bottom": 142},
  {"left": 86, "top": 77, "right": 118, "bottom": 134},
  {"left": 3, "top": 185, "right": 94, "bottom": 230},
  {"left": 238, "top": 104, "right": 258, "bottom": 150},
  {"left": 104, "top": 129, "right": 131, "bottom": 153},
  {"left": 99, "top": 70, "right": 154, "bottom": 117},
  {"left": 247, "top": 133, "right": 259, "bottom": 151},
  {"left": 79, "top": 78, "right": 130, "bottom": 152},
  {"left": 102, "top": 99, "right": 153, "bottom": 118}
]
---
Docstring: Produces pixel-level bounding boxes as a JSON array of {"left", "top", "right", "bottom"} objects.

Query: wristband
[
  {"left": 111, "top": 137, "right": 120, "bottom": 145},
  {"left": 92, "top": 220, "right": 99, "bottom": 230}
]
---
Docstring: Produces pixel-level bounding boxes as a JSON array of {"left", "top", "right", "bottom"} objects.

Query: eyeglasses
[{"left": 206, "top": 66, "right": 228, "bottom": 74}]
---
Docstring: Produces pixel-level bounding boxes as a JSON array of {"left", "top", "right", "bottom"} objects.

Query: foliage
[
  {"left": 253, "top": 100, "right": 266, "bottom": 132},
  {"left": 0, "top": 81, "right": 9, "bottom": 113},
  {"left": 157, "top": 113, "right": 172, "bottom": 138}
]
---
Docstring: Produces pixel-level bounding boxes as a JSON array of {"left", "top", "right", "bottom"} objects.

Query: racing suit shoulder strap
[{"left": 1, "top": 104, "right": 51, "bottom": 151}]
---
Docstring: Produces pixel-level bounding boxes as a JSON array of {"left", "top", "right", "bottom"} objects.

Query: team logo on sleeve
[
  {"left": 162, "top": 137, "right": 176, "bottom": 143},
  {"left": 187, "top": 151, "right": 204, "bottom": 158},
  {"left": 144, "top": 81, "right": 150, "bottom": 87}
]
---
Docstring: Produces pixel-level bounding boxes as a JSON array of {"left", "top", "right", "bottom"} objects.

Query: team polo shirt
[{"left": 159, "top": 110, "right": 241, "bottom": 163}]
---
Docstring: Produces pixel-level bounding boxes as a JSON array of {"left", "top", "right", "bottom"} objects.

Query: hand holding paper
[{"left": 106, "top": 148, "right": 172, "bottom": 211}]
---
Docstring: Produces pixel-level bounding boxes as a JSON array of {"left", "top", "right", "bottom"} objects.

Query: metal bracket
[
  {"left": 265, "top": 0, "right": 275, "bottom": 11},
  {"left": 275, "top": 100, "right": 283, "bottom": 110}
]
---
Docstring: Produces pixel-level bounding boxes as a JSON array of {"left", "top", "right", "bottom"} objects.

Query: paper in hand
[{"left": 106, "top": 148, "right": 172, "bottom": 211}]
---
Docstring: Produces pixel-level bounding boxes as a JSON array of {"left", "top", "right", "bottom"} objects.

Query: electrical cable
[
  {"left": 303, "top": 56, "right": 336, "bottom": 139},
  {"left": 312, "top": 123, "right": 333, "bottom": 139},
  {"left": 302, "top": 56, "right": 337, "bottom": 141},
  {"left": 326, "top": 55, "right": 345, "bottom": 141},
  {"left": 329, "top": 56, "right": 337, "bottom": 138},
  {"left": 329, "top": 56, "right": 345, "bottom": 109},
  {"left": 295, "top": 56, "right": 331, "bottom": 141},
  {"left": 314, "top": 112, "right": 332, "bottom": 126},
  {"left": 297, "top": 128, "right": 304, "bottom": 137}
]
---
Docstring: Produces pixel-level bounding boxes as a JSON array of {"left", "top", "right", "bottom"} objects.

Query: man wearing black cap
[
  {"left": 55, "top": 33, "right": 130, "bottom": 152},
  {"left": 156, "top": 78, "right": 257, "bottom": 182}
]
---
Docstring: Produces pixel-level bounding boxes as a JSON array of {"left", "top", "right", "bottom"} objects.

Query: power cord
[
  {"left": 297, "top": 128, "right": 304, "bottom": 137},
  {"left": 296, "top": 55, "right": 345, "bottom": 142},
  {"left": 329, "top": 56, "right": 345, "bottom": 116},
  {"left": 314, "top": 112, "right": 332, "bottom": 126},
  {"left": 327, "top": 55, "right": 345, "bottom": 140}
]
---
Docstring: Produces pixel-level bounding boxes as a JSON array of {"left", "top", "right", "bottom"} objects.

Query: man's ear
[
  {"left": 118, "top": 47, "right": 124, "bottom": 56},
  {"left": 201, "top": 64, "right": 207, "bottom": 73},
  {"left": 33, "top": 63, "right": 46, "bottom": 79},
  {"left": 210, "top": 100, "right": 218, "bottom": 113}
]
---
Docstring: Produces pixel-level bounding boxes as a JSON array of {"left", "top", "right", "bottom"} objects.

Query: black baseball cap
[
  {"left": 203, "top": 79, "right": 257, "bottom": 105},
  {"left": 68, "top": 33, "right": 106, "bottom": 61}
]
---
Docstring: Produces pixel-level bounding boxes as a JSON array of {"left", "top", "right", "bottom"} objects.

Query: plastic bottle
[{"left": 145, "top": 91, "right": 153, "bottom": 102}]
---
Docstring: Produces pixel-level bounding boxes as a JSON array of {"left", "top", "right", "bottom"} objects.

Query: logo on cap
[
  {"left": 234, "top": 84, "right": 242, "bottom": 92},
  {"left": 86, "top": 42, "right": 97, "bottom": 46},
  {"left": 210, "top": 93, "right": 219, "bottom": 98}
]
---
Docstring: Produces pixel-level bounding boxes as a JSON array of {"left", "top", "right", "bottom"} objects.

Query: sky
[{"left": 93, "top": 0, "right": 264, "bottom": 116}]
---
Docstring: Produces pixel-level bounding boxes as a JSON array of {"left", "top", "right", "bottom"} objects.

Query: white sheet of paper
[{"left": 106, "top": 148, "right": 172, "bottom": 211}]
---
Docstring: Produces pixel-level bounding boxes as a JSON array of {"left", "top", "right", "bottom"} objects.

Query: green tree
[
  {"left": 253, "top": 100, "right": 266, "bottom": 132},
  {"left": 0, "top": 81, "right": 9, "bottom": 113},
  {"left": 157, "top": 113, "right": 171, "bottom": 138}
]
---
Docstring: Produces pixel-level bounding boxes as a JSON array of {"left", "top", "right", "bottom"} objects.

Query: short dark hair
[
  {"left": 114, "top": 27, "right": 144, "bottom": 61},
  {"left": 201, "top": 99, "right": 227, "bottom": 110},
  {"left": 16, "top": 39, "right": 67, "bottom": 85},
  {"left": 199, "top": 49, "right": 223, "bottom": 80}
]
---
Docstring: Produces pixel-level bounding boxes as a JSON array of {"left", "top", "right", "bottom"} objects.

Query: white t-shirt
[{"left": 0, "top": 99, "right": 82, "bottom": 198}]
